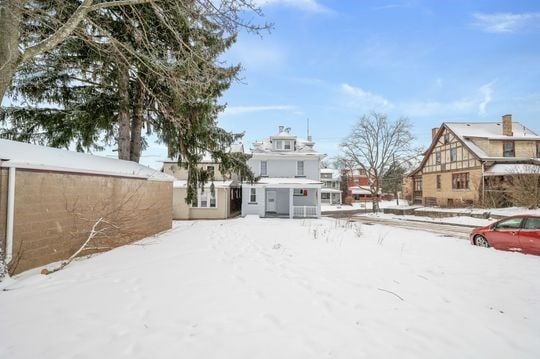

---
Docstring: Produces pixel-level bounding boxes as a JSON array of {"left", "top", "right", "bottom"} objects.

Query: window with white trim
[
  {"left": 250, "top": 188, "right": 257, "bottom": 203},
  {"left": 206, "top": 165, "right": 215, "bottom": 177},
  {"left": 191, "top": 189, "right": 217, "bottom": 208},
  {"left": 297, "top": 161, "right": 305, "bottom": 176},
  {"left": 260, "top": 161, "right": 268, "bottom": 176},
  {"left": 284, "top": 141, "right": 292, "bottom": 150}
]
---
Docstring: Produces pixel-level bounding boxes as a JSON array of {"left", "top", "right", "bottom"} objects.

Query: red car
[{"left": 470, "top": 215, "right": 540, "bottom": 255}]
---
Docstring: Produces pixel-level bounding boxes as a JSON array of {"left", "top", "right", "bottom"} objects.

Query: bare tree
[
  {"left": 505, "top": 165, "right": 540, "bottom": 209},
  {"left": 340, "top": 113, "right": 421, "bottom": 212}
]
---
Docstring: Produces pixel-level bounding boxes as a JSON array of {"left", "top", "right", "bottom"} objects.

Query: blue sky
[{"left": 208, "top": 0, "right": 540, "bottom": 168}]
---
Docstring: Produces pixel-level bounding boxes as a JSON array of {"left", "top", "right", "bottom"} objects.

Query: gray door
[{"left": 266, "top": 190, "right": 277, "bottom": 212}]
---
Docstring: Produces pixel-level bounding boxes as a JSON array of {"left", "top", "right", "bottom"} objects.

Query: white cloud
[
  {"left": 402, "top": 81, "right": 496, "bottom": 117},
  {"left": 223, "top": 105, "right": 297, "bottom": 116},
  {"left": 478, "top": 81, "right": 495, "bottom": 115},
  {"left": 473, "top": 12, "right": 540, "bottom": 33},
  {"left": 254, "top": 0, "right": 332, "bottom": 14},
  {"left": 341, "top": 83, "right": 392, "bottom": 110}
]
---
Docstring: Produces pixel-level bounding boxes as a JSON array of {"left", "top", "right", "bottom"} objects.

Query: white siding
[
  {"left": 248, "top": 158, "right": 320, "bottom": 180},
  {"left": 241, "top": 185, "right": 265, "bottom": 216}
]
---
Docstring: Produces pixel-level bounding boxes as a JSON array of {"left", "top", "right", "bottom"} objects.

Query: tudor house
[
  {"left": 242, "top": 126, "right": 325, "bottom": 218},
  {"left": 162, "top": 144, "right": 243, "bottom": 220},
  {"left": 406, "top": 114, "right": 540, "bottom": 207}
]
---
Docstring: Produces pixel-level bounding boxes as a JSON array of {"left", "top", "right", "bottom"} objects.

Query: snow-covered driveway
[{"left": 1, "top": 217, "right": 539, "bottom": 359}]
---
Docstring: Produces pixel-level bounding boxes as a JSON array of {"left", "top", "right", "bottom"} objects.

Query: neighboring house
[
  {"left": 405, "top": 114, "right": 540, "bottom": 207},
  {"left": 162, "top": 144, "right": 243, "bottom": 220},
  {"left": 0, "top": 139, "right": 173, "bottom": 275},
  {"left": 341, "top": 168, "right": 377, "bottom": 203},
  {"left": 320, "top": 168, "right": 342, "bottom": 205},
  {"left": 242, "top": 126, "right": 325, "bottom": 218}
]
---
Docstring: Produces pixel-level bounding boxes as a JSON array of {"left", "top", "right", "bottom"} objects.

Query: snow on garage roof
[{"left": 0, "top": 139, "right": 173, "bottom": 181}]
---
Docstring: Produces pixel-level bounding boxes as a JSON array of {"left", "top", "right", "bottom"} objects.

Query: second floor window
[
  {"left": 260, "top": 161, "right": 268, "bottom": 176},
  {"left": 435, "top": 152, "right": 441, "bottom": 165},
  {"left": 436, "top": 175, "right": 441, "bottom": 190},
  {"left": 503, "top": 141, "right": 515, "bottom": 157},
  {"left": 206, "top": 165, "right": 215, "bottom": 178},
  {"left": 450, "top": 148, "right": 457, "bottom": 162},
  {"left": 452, "top": 172, "right": 469, "bottom": 189},
  {"left": 297, "top": 161, "right": 305, "bottom": 176}
]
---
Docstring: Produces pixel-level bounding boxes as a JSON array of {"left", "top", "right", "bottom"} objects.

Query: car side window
[
  {"left": 494, "top": 217, "right": 523, "bottom": 229},
  {"left": 523, "top": 218, "right": 540, "bottom": 230}
]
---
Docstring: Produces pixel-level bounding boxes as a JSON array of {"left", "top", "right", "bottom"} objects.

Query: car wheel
[{"left": 474, "top": 235, "right": 490, "bottom": 248}]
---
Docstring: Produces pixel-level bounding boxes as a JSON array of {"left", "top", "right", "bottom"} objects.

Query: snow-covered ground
[
  {"left": 359, "top": 212, "right": 494, "bottom": 227},
  {"left": 1, "top": 217, "right": 539, "bottom": 359}
]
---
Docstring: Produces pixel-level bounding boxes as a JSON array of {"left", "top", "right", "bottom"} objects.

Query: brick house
[
  {"left": 0, "top": 139, "right": 173, "bottom": 274},
  {"left": 340, "top": 168, "right": 378, "bottom": 204},
  {"left": 405, "top": 114, "right": 540, "bottom": 207}
]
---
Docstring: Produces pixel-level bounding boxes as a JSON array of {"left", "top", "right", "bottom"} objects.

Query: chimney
[
  {"left": 432, "top": 128, "right": 438, "bottom": 140},
  {"left": 278, "top": 125, "right": 284, "bottom": 133},
  {"left": 502, "top": 114, "right": 513, "bottom": 136},
  {"left": 285, "top": 127, "right": 291, "bottom": 134}
]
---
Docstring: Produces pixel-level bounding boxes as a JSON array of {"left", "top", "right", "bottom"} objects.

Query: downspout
[
  {"left": 481, "top": 161, "right": 485, "bottom": 205},
  {"left": 6, "top": 166, "right": 15, "bottom": 264}
]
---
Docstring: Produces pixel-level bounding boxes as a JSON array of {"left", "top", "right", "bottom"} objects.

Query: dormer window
[
  {"left": 284, "top": 141, "right": 292, "bottom": 150},
  {"left": 503, "top": 141, "right": 514, "bottom": 157}
]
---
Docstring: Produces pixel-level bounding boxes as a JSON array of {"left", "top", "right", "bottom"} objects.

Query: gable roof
[{"left": 0, "top": 139, "right": 173, "bottom": 181}]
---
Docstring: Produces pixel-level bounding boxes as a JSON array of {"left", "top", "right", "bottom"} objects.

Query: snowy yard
[{"left": 1, "top": 217, "right": 539, "bottom": 359}]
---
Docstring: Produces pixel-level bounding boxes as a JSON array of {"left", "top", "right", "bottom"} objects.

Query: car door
[
  {"left": 487, "top": 217, "right": 523, "bottom": 252},
  {"left": 519, "top": 217, "right": 540, "bottom": 255}
]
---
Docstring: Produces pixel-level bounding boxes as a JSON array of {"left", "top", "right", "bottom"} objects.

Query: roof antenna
[{"left": 307, "top": 118, "right": 311, "bottom": 141}]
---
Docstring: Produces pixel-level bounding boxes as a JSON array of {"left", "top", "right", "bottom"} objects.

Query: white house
[
  {"left": 320, "top": 168, "right": 342, "bottom": 205},
  {"left": 242, "top": 126, "right": 325, "bottom": 218}
]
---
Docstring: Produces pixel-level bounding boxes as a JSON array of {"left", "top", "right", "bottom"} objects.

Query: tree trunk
[
  {"left": 130, "top": 79, "right": 144, "bottom": 163},
  {"left": 0, "top": 0, "right": 22, "bottom": 102},
  {"left": 117, "top": 61, "right": 131, "bottom": 160}
]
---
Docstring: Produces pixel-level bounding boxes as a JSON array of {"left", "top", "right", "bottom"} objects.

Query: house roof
[
  {"left": 321, "top": 188, "right": 342, "bottom": 194},
  {"left": 173, "top": 180, "right": 235, "bottom": 188},
  {"left": 445, "top": 122, "right": 539, "bottom": 160},
  {"left": 250, "top": 126, "right": 324, "bottom": 158},
  {"left": 256, "top": 177, "right": 322, "bottom": 187},
  {"left": 0, "top": 139, "right": 173, "bottom": 182},
  {"left": 484, "top": 163, "right": 540, "bottom": 176}
]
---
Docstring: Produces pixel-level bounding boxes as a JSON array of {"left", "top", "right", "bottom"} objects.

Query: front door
[{"left": 266, "top": 190, "right": 277, "bottom": 212}]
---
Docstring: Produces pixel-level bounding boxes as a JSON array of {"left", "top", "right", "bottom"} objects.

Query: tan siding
[
  {"left": 172, "top": 187, "right": 228, "bottom": 219},
  {"left": 8, "top": 170, "right": 172, "bottom": 274},
  {"left": 423, "top": 169, "right": 482, "bottom": 206}
]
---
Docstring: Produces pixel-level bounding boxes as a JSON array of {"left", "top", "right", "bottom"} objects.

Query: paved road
[{"left": 327, "top": 214, "right": 473, "bottom": 239}]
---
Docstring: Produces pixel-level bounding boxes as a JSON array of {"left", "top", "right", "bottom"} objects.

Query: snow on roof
[
  {"left": 320, "top": 168, "right": 334, "bottom": 173},
  {"left": 445, "top": 122, "right": 540, "bottom": 160},
  {"left": 321, "top": 188, "right": 342, "bottom": 194},
  {"left": 484, "top": 163, "right": 540, "bottom": 176},
  {"left": 447, "top": 122, "right": 540, "bottom": 140},
  {"left": 251, "top": 127, "right": 323, "bottom": 157},
  {"left": 350, "top": 186, "right": 372, "bottom": 195},
  {"left": 256, "top": 177, "right": 322, "bottom": 186},
  {"left": 0, "top": 139, "right": 173, "bottom": 182},
  {"left": 173, "top": 180, "right": 234, "bottom": 188}
]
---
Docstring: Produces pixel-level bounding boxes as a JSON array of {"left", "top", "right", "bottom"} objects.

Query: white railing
[{"left": 293, "top": 206, "right": 318, "bottom": 218}]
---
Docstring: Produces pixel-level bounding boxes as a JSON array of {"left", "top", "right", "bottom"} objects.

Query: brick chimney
[
  {"left": 432, "top": 128, "right": 438, "bottom": 140},
  {"left": 278, "top": 125, "right": 284, "bottom": 133},
  {"left": 502, "top": 114, "right": 513, "bottom": 136}
]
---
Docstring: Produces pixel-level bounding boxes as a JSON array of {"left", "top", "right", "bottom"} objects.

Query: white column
[
  {"left": 289, "top": 188, "right": 294, "bottom": 219},
  {"left": 317, "top": 187, "right": 322, "bottom": 217}
]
